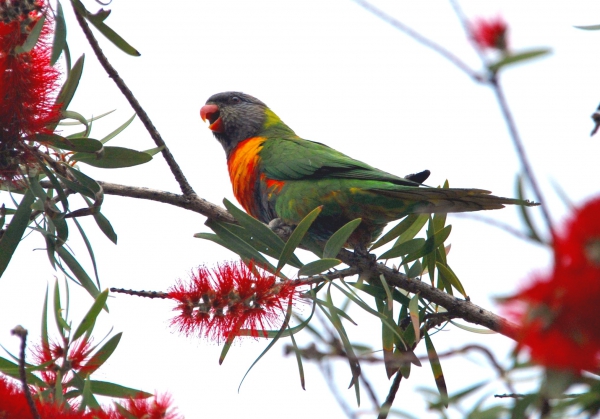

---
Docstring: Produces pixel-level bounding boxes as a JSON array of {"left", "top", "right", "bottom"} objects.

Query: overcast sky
[{"left": 2, "top": 0, "right": 600, "bottom": 417}]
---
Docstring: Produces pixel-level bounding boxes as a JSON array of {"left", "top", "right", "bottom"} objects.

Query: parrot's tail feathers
[{"left": 376, "top": 187, "right": 539, "bottom": 214}]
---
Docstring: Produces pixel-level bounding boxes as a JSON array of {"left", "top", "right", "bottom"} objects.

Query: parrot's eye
[{"left": 231, "top": 96, "right": 241, "bottom": 104}]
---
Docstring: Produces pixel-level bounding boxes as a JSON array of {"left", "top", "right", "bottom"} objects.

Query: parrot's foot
[{"left": 268, "top": 218, "right": 294, "bottom": 238}]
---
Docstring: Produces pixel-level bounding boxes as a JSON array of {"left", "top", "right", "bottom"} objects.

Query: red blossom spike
[
  {"left": 168, "top": 261, "right": 304, "bottom": 342},
  {"left": 503, "top": 196, "right": 600, "bottom": 372},
  {"left": 0, "top": 0, "right": 61, "bottom": 184},
  {"left": 470, "top": 16, "right": 509, "bottom": 51}
]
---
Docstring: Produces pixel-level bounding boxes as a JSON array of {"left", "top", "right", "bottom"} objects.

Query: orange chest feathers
[{"left": 227, "top": 137, "right": 266, "bottom": 216}]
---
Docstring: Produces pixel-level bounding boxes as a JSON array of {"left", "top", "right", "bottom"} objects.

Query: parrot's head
[{"left": 200, "top": 92, "right": 273, "bottom": 156}]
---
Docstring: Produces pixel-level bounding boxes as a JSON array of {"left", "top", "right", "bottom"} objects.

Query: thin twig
[
  {"left": 490, "top": 78, "right": 554, "bottom": 233},
  {"left": 110, "top": 288, "right": 170, "bottom": 299},
  {"left": 71, "top": 5, "right": 196, "bottom": 197},
  {"left": 377, "top": 371, "right": 402, "bottom": 419},
  {"left": 11, "top": 326, "right": 40, "bottom": 419},
  {"left": 360, "top": 373, "right": 381, "bottom": 411},
  {"left": 352, "top": 0, "right": 483, "bottom": 82}
]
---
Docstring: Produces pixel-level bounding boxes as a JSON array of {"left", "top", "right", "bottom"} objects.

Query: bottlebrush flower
[
  {"left": 31, "top": 337, "right": 95, "bottom": 387},
  {"left": 470, "top": 16, "right": 508, "bottom": 51},
  {"left": 115, "top": 393, "right": 182, "bottom": 419},
  {"left": 168, "top": 261, "right": 303, "bottom": 342},
  {"left": 0, "top": 0, "right": 61, "bottom": 184},
  {"left": 505, "top": 196, "right": 600, "bottom": 372}
]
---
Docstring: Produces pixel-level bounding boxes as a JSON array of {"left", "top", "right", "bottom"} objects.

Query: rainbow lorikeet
[{"left": 200, "top": 92, "right": 535, "bottom": 252}]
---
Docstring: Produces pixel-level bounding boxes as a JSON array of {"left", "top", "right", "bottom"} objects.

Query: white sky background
[{"left": 1, "top": 0, "right": 600, "bottom": 417}]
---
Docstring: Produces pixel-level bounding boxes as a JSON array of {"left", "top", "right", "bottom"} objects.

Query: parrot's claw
[{"left": 268, "top": 218, "right": 294, "bottom": 238}]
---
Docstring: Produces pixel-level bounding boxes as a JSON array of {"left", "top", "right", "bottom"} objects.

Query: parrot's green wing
[{"left": 260, "top": 137, "right": 422, "bottom": 186}]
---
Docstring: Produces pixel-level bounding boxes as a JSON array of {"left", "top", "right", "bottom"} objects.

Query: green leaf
[
  {"left": 72, "top": 218, "right": 101, "bottom": 287},
  {"left": 323, "top": 218, "right": 361, "bottom": 258},
  {"left": 298, "top": 259, "right": 341, "bottom": 276},
  {"left": 37, "top": 134, "right": 103, "bottom": 153},
  {"left": 406, "top": 260, "right": 422, "bottom": 279},
  {"left": 55, "top": 54, "right": 84, "bottom": 112},
  {"left": 425, "top": 331, "right": 448, "bottom": 408},
  {"left": 54, "top": 279, "right": 70, "bottom": 335},
  {"left": 449, "top": 320, "right": 495, "bottom": 334},
  {"left": 35, "top": 160, "right": 69, "bottom": 212},
  {"left": 41, "top": 285, "right": 50, "bottom": 352},
  {"left": 15, "top": 13, "right": 45, "bottom": 53},
  {"left": 56, "top": 246, "right": 100, "bottom": 299},
  {"left": 488, "top": 48, "right": 551, "bottom": 72},
  {"left": 277, "top": 206, "right": 322, "bottom": 272},
  {"left": 288, "top": 328, "right": 305, "bottom": 390},
  {"left": 409, "top": 293, "right": 421, "bottom": 343},
  {"left": 94, "top": 211, "right": 118, "bottom": 244},
  {"left": 0, "top": 190, "right": 34, "bottom": 278},
  {"left": 516, "top": 174, "right": 543, "bottom": 243},
  {"left": 51, "top": 0, "right": 67, "bottom": 65},
  {"left": 378, "top": 238, "right": 425, "bottom": 260},
  {"left": 0, "top": 357, "right": 46, "bottom": 387},
  {"left": 86, "top": 15, "right": 141, "bottom": 56},
  {"left": 436, "top": 262, "right": 467, "bottom": 298},
  {"left": 82, "top": 333, "right": 122, "bottom": 375},
  {"left": 142, "top": 146, "right": 164, "bottom": 156},
  {"left": 205, "top": 221, "right": 277, "bottom": 273},
  {"left": 394, "top": 214, "right": 429, "bottom": 246},
  {"left": 403, "top": 225, "right": 452, "bottom": 265},
  {"left": 72, "top": 289, "right": 109, "bottom": 341},
  {"left": 349, "top": 282, "right": 410, "bottom": 306},
  {"left": 72, "top": 146, "right": 152, "bottom": 169},
  {"left": 80, "top": 375, "right": 101, "bottom": 410},
  {"left": 89, "top": 380, "right": 151, "bottom": 398},
  {"left": 223, "top": 198, "right": 301, "bottom": 267},
  {"left": 100, "top": 114, "right": 136, "bottom": 144},
  {"left": 235, "top": 294, "right": 295, "bottom": 390},
  {"left": 370, "top": 214, "right": 418, "bottom": 251},
  {"left": 574, "top": 24, "right": 600, "bottom": 30}
]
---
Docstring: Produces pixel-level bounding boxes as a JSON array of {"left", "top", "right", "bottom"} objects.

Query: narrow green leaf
[
  {"left": 378, "top": 238, "right": 425, "bottom": 260},
  {"left": 56, "top": 246, "right": 100, "bottom": 299},
  {"left": 51, "top": 0, "right": 67, "bottom": 65},
  {"left": 41, "top": 285, "right": 50, "bottom": 353},
  {"left": 425, "top": 331, "right": 448, "bottom": 408},
  {"left": 298, "top": 258, "right": 340, "bottom": 276},
  {"left": 574, "top": 24, "right": 600, "bottom": 30},
  {"left": 72, "top": 146, "right": 152, "bottom": 169},
  {"left": 488, "top": 48, "right": 551, "bottom": 72},
  {"left": 100, "top": 114, "right": 136, "bottom": 144},
  {"left": 205, "top": 220, "right": 276, "bottom": 272},
  {"left": 288, "top": 328, "right": 305, "bottom": 390},
  {"left": 0, "top": 190, "right": 34, "bottom": 278},
  {"left": 37, "top": 134, "right": 103, "bottom": 153},
  {"left": 85, "top": 15, "right": 141, "bottom": 56},
  {"left": 323, "top": 218, "right": 361, "bottom": 258},
  {"left": 436, "top": 262, "right": 467, "bottom": 298},
  {"left": 277, "top": 206, "right": 322, "bottom": 272},
  {"left": 409, "top": 294, "right": 420, "bottom": 343},
  {"left": 55, "top": 54, "right": 84, "bottom": 111},
  {"left": 142, "top": 146, "right": 164, "bottom": 156},
  {"left": 68, "top": 167, "right": 101, "bottom": 195},
  {"left": 56, "top": 174, "right": 95, "bottom": 199},
  {"left": 0, "top": 357, "right": 46, "bottom": 387},
  {"left": 349, "top": 282, "right": 410, "bottom": 306},
  {"left": 516, "top": 174, "right": 543, "bottom": 243},
  {"left": 82, "top": 333, "right": 122, "bottom": 375},
  {"left": 54, "top": 279, "right": 69, "bottom": 335},
  {"left": 403, "top": 225, "right": 452, "bottom": 265},
  {"left": 15, "top": 13, "right": 45, "bottom": 53},
  {"left": 449, "top": 320, "right": 495, "bottom": 334},
  {"left": 223, "top": 198, "right": 301, "bottom": 267},
  {"left": 62, "top": 110, "right": 90, "bottom": 137},
  {"left": 35, "top": 159, "right": 69, "bottom": 212},
  {"left": 406, "top": 260, "right": 422, "bottom": 279},
  {"left": 72, "top": 289, "right": 109, "bottom": 341},
  {"left": 89, "top": 380, "right": 151, "bottom": 398},
  {"left": 80, "top": 375, "right": 101, "bottom": 410},
  {"left": 370, "top": 214, "right": 414, "bottom": 251},
  {"left": 73, "top": 218, "right": 101, "bottom": 287},
  {"left": 394, "top": 214, "right": 429, "bottom": 246},
  {"left": 236, "top": 294, "right": 295, "bottom": 390}
]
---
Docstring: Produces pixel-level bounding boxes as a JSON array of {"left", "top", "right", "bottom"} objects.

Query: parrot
[{"left": 200, "top": 91, "right": 536, "bottom": 253}]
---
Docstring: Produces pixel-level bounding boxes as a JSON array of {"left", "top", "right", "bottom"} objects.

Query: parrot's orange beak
[{"left": 200, "top": 104, "right": 224, "bottom": 133}]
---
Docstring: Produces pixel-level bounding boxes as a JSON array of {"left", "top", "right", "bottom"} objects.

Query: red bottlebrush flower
[
  {"left": 0, "top": 0, "right": 61, "bottom": 184},
  {"left": 168, "top": 261, "right": 303, "bottom": 342},
  {"left": 470, "top": 16, "right": 508, "bottom": 51},
  {"left": 116, "top": 393, "right": 182, "bottom": 419},
  {"left": 505, "top": 196, "right": 600, "bottom": 372}
]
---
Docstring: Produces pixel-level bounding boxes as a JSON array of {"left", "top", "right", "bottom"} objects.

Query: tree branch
[
  {"left": 352, "top": 0, "right": 483, "bottom": 82},
  {"left": 72, "top": 5, "right": 196, "bottom": 197}
]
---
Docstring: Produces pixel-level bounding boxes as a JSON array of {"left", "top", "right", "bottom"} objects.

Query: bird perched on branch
[{"left": 200, "top": 92, "right": 536, "bottom": 252}]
